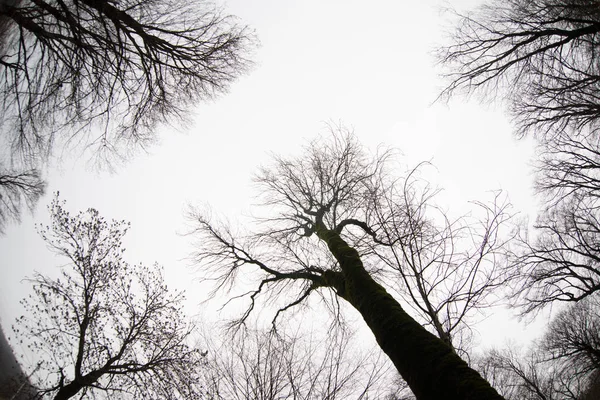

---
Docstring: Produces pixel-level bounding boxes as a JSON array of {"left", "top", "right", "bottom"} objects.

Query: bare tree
[
  {"left": 0, "top": 0, "right": 252, "bottom": 164},
  {"left": 370, "top": 169, "right": 513, "bottom": 356},
  {"left": 542, "top": 295, "right": 600, "bottom": 380},
  {"left": 476, "top": 296, "right": 600, "bottom": 400},
  {"left": 0, "top": 164, "right": 45, "bottom": 232},
  {"left": 476, "top": 347, "right": 564, "bottom": 400},
  {"left": 439, "top": 0, "right": 600, "bottom": 316},
  {"left": 497, "top": 89, "right": 600, "bottom": 311},
  {"left": 507, "top": 125, "right": 600, "bottom": 311},
  {"left": 439, "top": 0, "right": 600, "bottom": 140},
  {"left": 0, "top": 0, "right": 252, "bottom": 232},
  {"left": 441, "top": 5, "right": 600, "bottom": 396},
  {"left": 203, "top": 326, "right": 400, "bottom": 400},
  {"left": 535, "top": 131, "right": 600, "bottom": 205},
  {"left": 189, "top": 129, "right": 505, "bottom": 399},
  {"left": 508, "top": 195, "right": 600, "bottom": 312},
  {"left": 12, "top": 195, "right": 205, "bottom": 400}
]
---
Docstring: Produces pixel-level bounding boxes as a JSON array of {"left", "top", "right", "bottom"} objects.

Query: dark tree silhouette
[
  {"left": 476, "top": 296, "right": 600, "bottom": 399},
  {"left": 0, "top": 0, "right": 252, "bottom": 163},
  {"left": 508, "top": 197, "right": 600, "bottom": 312},
  {"left": 0, "top": 0, "right": 252, "bottom": 233},
  {"left": 13, "top": 196, "right": 204, "bottom": 399},
  {"left": 542, "top": 295, "right": 600, "bottom": 379},
  {"left": 535, "top": 132, "right": 600, "bottom": 205},
  {"left": 508, "top": 131, "right": 600, "bottom": 311},
  {"left": 439, "top": 0, "right": 600, "bottom": 140},
  {"left": 203, "top": 326, "right": 398, "bottom": 399},
  {"left": 440, "top": 0, "right": 600, "bottom": 314},
  {"left": 189, "top": 129, "right": 506, "bottom": 399},
  {"left": 476, "top": 347, "right": 566, "bottom": 400},
  {"left": 0, "top": 165, "right": 45, "bottom": 232},
  {"left": 500, "top": 97, "right": 600, "bottom": 311}
]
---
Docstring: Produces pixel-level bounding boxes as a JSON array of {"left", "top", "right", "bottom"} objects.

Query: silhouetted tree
[
  {"left": 0, "top": 164, "right": 45, "bottom": 232},
  {"left": 189, "top": 129, "right": 506, "bottom": 399},
  {"left": 535, "top": 132, "right": 600, "bottom": 205},
  {"left": 476, "top": 296, "right": 600, "bottom": 399},
  {"left": 508, "top": 198, "right": 600, "bottom": 312},
  {"left": 476, "top": 347, "right": 563, "bottom": 400},
  {"left": 0, "top": 0, "right": 252, "bottom": 163},
  {"left": 507, "top": 99, "right": 600, "bottom": 309},
  {"left": 440, "top": 0, "right": 600, "bottom": 314},
  {"left": 504, "top": 123, "right": 600, "bottom": 311},
  {"left": 13, "top": 196, "right": 204, "bottom": 399},
  {"left": 440, "top": 4, "right": 600, "bottom": 396},
  {"left": 203, "top": 326, "right": 399, "bottom": 399},
  {"left": 542, "top": 295, "right": 600, "bottom": 381},
  {"left": 439, "top": 0, "right": 600, "bottom": 140},
  {"left": 0, "top": 0, "right": 252, "bottom": 232}
]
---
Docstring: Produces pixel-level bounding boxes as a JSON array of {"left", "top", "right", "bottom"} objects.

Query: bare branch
[
  {"left": 0, "top": 163, "right": 45, "bottom": 232},
  {"left": 14, "top": 195, "right": 205, "bottom": 399},
  {"left": 189, "top": 129, "right": 506, "bottom": 399},
  {"left": 203, "top": 325, "right": 398, "bottom": 400},
  {"left": 0, "top": 0, "right": 254, "bottom": 165},
  {"left": 439, "top": 0, "right": 600, "bottom": 140}
]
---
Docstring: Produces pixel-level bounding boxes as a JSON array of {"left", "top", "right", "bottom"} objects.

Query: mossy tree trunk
[
  {"left": 316, "top": 224, "right": 504, "bottom": 400},
  {"left": 193, "top": 131, "right": 508, "bottom": 399}
]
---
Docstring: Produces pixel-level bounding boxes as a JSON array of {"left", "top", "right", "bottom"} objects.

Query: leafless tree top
[
  {"left": 188, "top": 129, "right": 391, "bottom": 327},
  {"left": 0, "top": 166, "right": 44, "bottom": 232},
  {"left": 189, "top": 128, "right": 514, "bottom": 352},
  {"left": 0, "top": 0, "right": 253, "bottom": 165},
  {"left": 203, "top": 326, "right": 399, "bottom": 400},
  {"left": 439, "top": 0, "right": 600, "bottom": 139},
  {"left": 542, "top": 295, "right": 600, "bottom": 376},
  {"left": 15, "top": 196, "right": 205, "bottom": 399},
  {"left": 188, "top": 128, "right": 508, "bottom": 399}
]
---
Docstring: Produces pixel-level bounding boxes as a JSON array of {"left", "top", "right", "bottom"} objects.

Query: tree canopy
[
  {"left": 190, "top": 129, "right": 506, "bottom": 399},
  {"left": 0, "top": 0, "right": 253, "bottom": 233},
  {"left": 0, "top": 0, "right": 253, "bottom": 163},
  {"left": 15, "top": 196, "right": 204, "bottom": 399},
  {"left": 441, "top": 0, "right": 600, "bottom": 312},
  {"left": 440, "top": 0, "right": 600, "bottom": 140}
]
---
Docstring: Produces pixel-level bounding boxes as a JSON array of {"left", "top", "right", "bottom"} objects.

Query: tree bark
[
  {"left": 316, "top": 225, "right": 504, "bottom": 400},
  {"left": 53, "top": 381, "right": 85, "bottom": 400},
  {"left": 53, "top": 370, "right": 103, "bottom": 400}
]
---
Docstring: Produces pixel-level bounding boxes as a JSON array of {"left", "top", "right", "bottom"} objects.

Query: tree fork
[{"left": 316, "top": 225, "right": 504, "bottom": 400}]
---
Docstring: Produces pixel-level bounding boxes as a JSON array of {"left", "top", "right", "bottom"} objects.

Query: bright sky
[{"left": 0, "top": 0, "right": 545, "bottom": 365}]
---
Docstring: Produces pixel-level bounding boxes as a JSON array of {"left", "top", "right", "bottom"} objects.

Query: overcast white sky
[{"left": 0, "top": 0, "right": 545, "bottom": 363}]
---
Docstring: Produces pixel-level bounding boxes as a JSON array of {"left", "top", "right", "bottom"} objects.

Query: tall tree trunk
[{"left": 316, "top": 225, "right": 504, "bottom": 400}]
